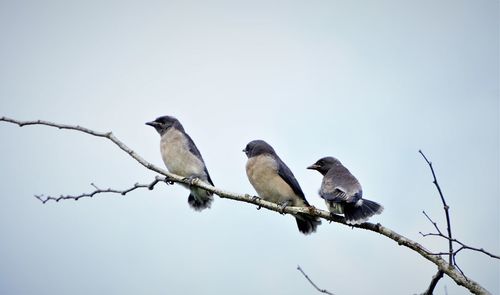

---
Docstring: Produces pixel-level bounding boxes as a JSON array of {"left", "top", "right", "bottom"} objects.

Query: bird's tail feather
[
  {"left": 295, "top": 213, "right": 321, "bottom": 235},
  {"left": 344, "top": 199, "right": 383, "bottom": 225},
  {"left": 187, "top": 189, "right": 213, "bottom": 212}
]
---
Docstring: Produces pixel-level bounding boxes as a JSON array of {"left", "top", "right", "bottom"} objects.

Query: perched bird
[
  {"left": 146, "top": 115, "right": 214, "bottom": 211},
  {"left": 243, "top": 140, "right": 321, "bottom": 235},
  {"left": 308, "top": 157, "right": 383, "bottom": 224}
]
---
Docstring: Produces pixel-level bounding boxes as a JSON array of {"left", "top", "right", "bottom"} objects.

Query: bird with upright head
[
  {"left": 243, "top": 140, "right": 321, "bottom": 235},
  {"left": 146, "top": 115, "right": 214, "bottom": 211},
  {"left": 308, "top": 156, "right": 383, "bottom": 224}
]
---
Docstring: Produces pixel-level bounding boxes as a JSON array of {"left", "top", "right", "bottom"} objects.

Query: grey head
[
  {"left": 242, "top": 140, "right": 276, "bottom": 158},
  {"left": 146, "top": 115, "right": 184, "bottom": 136},
  {"left": 307, "top": 156, "right": 342, "bottom": 175}
]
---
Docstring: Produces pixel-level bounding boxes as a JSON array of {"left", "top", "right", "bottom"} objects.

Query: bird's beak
[
  {"left": 242, "top": 149, "right": 246, "bottom": 153},
  {"left": 307, "top": 164, "right": 320, "bottom": 170},
  {"left": 145, "top": 121, "right": 159, "bottom": 127}
]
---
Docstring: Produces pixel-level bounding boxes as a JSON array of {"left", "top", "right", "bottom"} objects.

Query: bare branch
[
  {"left": 0, "top": 116, "right": 169, "bottom": 177},
  {"left": 419, "top": 150, "right": 454, "bottom": 265},
  {"left": 454, "top": 245, "right": 499, "bottom": 260},
  {"left": 419, "top": 188, "right": 499, "bottom": 260},
  {"left": 0, "top": 117, "right": 494, "bottom": 295},
  {"left": 34, "top": 176, "right": 166, "bottom": 203},
  {"left": 422, "top": 210, "right": 444, "bottom": 236},
  {"left": 419, "top": 227, "right": 500, "bottom": 260},
  {"left": 418, "top": 150, "right": 499, "bottom": 294},
  {"left": 418, "top": 150, "right": 455, "bottom": 294},
  {"left": 422, "top": 270, "right": 444, "bottom": 295},
  {"left": 297, "top": 265, "right": 334, "bottom": 295}
]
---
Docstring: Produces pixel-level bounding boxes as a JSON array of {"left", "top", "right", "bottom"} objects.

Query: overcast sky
[{"left": 0, "top": 1, "right": 498, "bottom": 294}]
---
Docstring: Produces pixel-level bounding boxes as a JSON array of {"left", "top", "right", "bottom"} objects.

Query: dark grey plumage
[
  {"left": 146, "top": 115, "right": 214, "bottom": 211},
  {"left": 243, "top": 140, "right": 321, "bottom": 235},
  {"left": 308, "top": 156, "right": 383, "bottom": 224}
]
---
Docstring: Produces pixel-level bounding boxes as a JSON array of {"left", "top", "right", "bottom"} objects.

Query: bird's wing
[
  {"left": 276, "top": 157, "right": 309, "bottom": 205},
  {"left": 204, "top": 169, "right": 215, "bottom": 186},
  {"left": 321, "top": 167, "right": 362, "bottom": 203},
  {"left": 184, "top": 132, "right": 214, "bottom": 186},
  {"left": 320, "top": 186, "right": 349, "bottom": 202},
  {"left": 184, "top": 133, "right": 203, "bottom": 160},
  {"left": 320, "top": 174, "right": 363, "bottom": 203},
  {"left": 322, "top": 187, "right": 362, "bottom": 203}
]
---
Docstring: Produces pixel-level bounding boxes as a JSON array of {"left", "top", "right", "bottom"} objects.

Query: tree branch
[
  {"left": 419, "top": 229, "right": 499, "bottom": 260},
  {"left": 422, "top": 270, "right": 444, "bottom": 295},
  {"left": 297, "top": 265, "right": 334, "bottom": 295},
  {"left": 419, "top": 150, "right": 454, "bottom": 265},
  {"left": 34, "top": 176, "right": 166, "bottom": 203},
  {"left": 419, "top": 212, "right": 499, "bottom": 260},
  {"left": 419, "top": 150, "right": 454, "bottom": 295},
  {"left": 0, "top": 116, "right": 495, "bottom": 295},
  {"left": 418, "top": 151, "right": 498, "bottom": 294}
]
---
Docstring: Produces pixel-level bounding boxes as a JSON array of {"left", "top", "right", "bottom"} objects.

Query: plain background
[{"left": 1, "top": 1, "right": 498, "bottom": 294}]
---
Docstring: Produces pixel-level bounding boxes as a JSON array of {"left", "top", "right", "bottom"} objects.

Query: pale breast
[
  {"left": 160, "top": 129, "right": 205, "bottom": 178},
  {"left": 246, "top": 155, "right": 299, "bottom": 204}
]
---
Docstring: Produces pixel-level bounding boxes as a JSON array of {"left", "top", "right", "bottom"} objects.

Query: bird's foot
[
  {"left": 251, "top": 195, "right": 261, "bottom": 202},
  {"left": 251, "top": 195, "right": 262, "bottom": 210},
  {"left": 307, "top": 205, "right": 317, "bottom": 214},
  {"left": 182, "top": 176, "right": 199, "bottom": 186},
  {"left": 278, "top": 200, "right": 291, "bottom": 215}
]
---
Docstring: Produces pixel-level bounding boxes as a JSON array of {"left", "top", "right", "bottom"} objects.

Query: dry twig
[
  {"left": 34, "top": 176, "right": 166, "bottom": 203},
  {"left": 418, "top": 151, "right": 498, "bottom": 295},
  {"left": 297, "top": 265, "right": 334, "bottom": 295}
]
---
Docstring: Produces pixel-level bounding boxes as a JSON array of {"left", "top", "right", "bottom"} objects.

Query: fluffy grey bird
[
  {"left": 243, "top": 140, "right": 321, "bottom": 235},
  {"left": 308, "top": 156, "right": 383, "bottom": 224},
  {"left": 146, "top": 115, "right": 214, "bottom": 211}
]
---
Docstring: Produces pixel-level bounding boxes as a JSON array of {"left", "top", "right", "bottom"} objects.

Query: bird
[
  {"left": 243, "top": 140, "right": 321, "bottom": 235},
  {"left": 146, "top": 115, "right": 214, "bottom": 211},
  {"left": 307, "top": 156, "right": 383, "bottom": 224}
]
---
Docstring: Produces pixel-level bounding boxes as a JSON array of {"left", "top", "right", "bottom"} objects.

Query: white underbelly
[
  {"left": 246, "top": 155, "right": 306, "bottom": 207},
  {"left": 161, "top": 131, "right": 204, "bottom": 177}
]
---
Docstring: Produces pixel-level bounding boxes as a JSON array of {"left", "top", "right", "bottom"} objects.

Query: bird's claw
[
  {"left": 251, "top": 195, "right": 261, "bottom": 202},
  {"left": 251, "top": 196, "right": 262, "bottom": 210},
  {"left": 182, "top": 176, "right": 198, "bottom": 186},
  {"left": 278, "top": 201, "right": 290, "bottom": 215}
]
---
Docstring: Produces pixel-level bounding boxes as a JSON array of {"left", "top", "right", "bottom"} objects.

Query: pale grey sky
[{"left": 0, "top": 1, "right": 498, "bottom": 294}]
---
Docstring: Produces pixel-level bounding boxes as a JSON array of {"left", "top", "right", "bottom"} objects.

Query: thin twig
[
  {"left": 419, "top": 150, "right": 455, "bottom": 294},
  {"left": 419, "top": 150, "right": 454, "bottom": 265},
  {"left": 297, "top": 265, "right": 334, "bottom": 295},
  {"left": 422, "top": 210, "right": 444, "bottom": 236},
  {"left": 422, "top": 270, "right": 444, "bottom": 295},
  {"left": 419, "top": 228, "right": 499, "bottom": 260},
  {"left": 418, "top": 151, "right": 498, "bottom": 295},
  {"left": 34, "top": 176, "right": 166, "bottom": 203}
]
